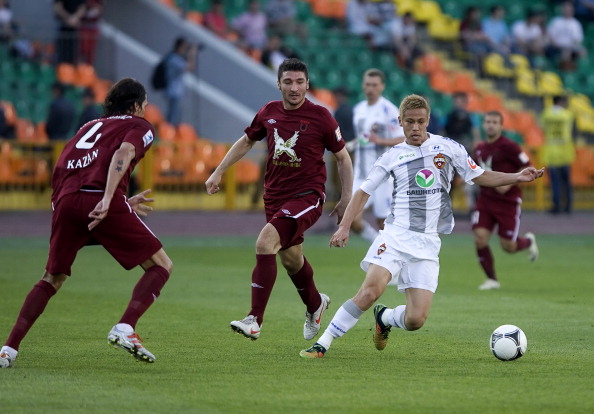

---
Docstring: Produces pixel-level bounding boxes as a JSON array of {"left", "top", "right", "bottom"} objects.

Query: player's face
[
  {"left": 134, "top": 95, "right": 148, "bottom": 117},
  {"left": 400, "top": 108, "right": 429, "bottom": 146},
  {"left": 362, "top": 75, "right": 384, "bottom": 104},
  {"left": 278, "top": 71, "right": 308, "bottom": 110},
  {"left": 483, "top": 114, "right": 503, "bottom": 139}
]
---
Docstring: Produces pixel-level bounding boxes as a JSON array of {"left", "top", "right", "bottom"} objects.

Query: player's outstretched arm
[
  {"left": 473, "top": 167, "right": 545, "bottom": 188},
  {"left": 205, "top": 134, "right": 255, "bottom": 195},
  {"left": 330, "top": 189, "right": 370, "bottom": 248},
  {"left": 128, "top": 189, "right": 155, "bottom": 217},
  {"left": 329, "top": 147, "right": 353, "bottom": 224}
]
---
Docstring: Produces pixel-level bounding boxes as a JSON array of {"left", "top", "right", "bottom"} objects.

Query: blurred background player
[
  {"left": 349, "top": 68, "right": 404, "bottom": 242},
  {"left": 472, "top": 111, "right": 539, "bottom": 290},
  {"left": 541, "top": 95, "right": 576, "bottom": 215},
  {"left": 300, "top": 94, "right": 544, "bottom": 359},
  {"left": 0, "top": 78, "right": 173, "bottom": 368},
  {"left": 205, "top": 58, "right": 353, "bottom": 341}
]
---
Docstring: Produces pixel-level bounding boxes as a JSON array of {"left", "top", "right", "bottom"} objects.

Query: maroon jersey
[
  {"left": 245, "top": 99, "right": 344, "bottom": 200},
  {"left": 474, "top": 135, "right": 530, "bottom": 203},
  {"left": 51, "top": 115, "right": 155, "bottom": 205}
]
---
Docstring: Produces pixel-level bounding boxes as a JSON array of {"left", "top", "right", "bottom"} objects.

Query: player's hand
[
  {"left": 329, "top": 226, "right": 350, "bottom": 248},
  {"left": 518, "top": 167, "right": 545, "bottom": 182},
  {"left": 128, "top": 189, "right": 155, "bottom": 217},
  {"left": 88, "top": 198, "right": 110, "bottom": 231},
  {"left": 205, "top": 172, "right": 222, "bottom": 195},
  {"left": 329, "top": 199, "right": 348, "bottom": 225}
]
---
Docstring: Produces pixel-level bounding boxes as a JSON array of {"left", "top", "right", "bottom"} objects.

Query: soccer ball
[{"left": 490, "top": 325, "right": 527, "bottom": 361}]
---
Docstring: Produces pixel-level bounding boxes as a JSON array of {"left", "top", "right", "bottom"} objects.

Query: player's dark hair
[
  {"left": 485, "top": 110, "right": 503, "bottom": 123},
  {"left": 103, "top": 78, "right": 147, "bottom": 117},
  {"left": 278, "top": 58, "right": 308, "bottom": 81},
  {"left": 364, "top": 68, "right": 385, "bottom": 84}
]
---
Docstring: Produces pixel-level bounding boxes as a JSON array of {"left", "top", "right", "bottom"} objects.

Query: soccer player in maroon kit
[
  {"left": 472, "top": 111, "right": 539, "bottom": 290},
  {"left": 0, "top": 78, "right": 172, "bottom": 368},
  {"left": 205, "top": 58, "right": 353, "bottom": 340}
]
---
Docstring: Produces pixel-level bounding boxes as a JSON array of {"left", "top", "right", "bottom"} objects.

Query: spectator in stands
[
  {"left": 54, "top": 0, "right": 85, "bottom": 64},
  {"left": 391, "top": 12, "right": 424, "bottom": 69},
  {"left": 346, "top": 0, "right": 391, "bottom": 49},
  {"left": 574, "top": 0, "right": 594, "bottom": 24},
  {"left": 442, "top": 91, "right": 481, "bottom": 213},
  {"left": 231, "top": 0, "right": 267, "bottom": 55},
  {"left": 261, "top": 34, "right": 300, "bottom": 72},
  {"left": 265, "top": 0, "right": 306, "bottom": 38},
  {"left": 481, "top": 5, "right": 511, "bottom": 56},
  {"left": 0, "top": 0, "right": 14, "bottom": 44},
  {"left": 332, "top": 87, "right": 355, "bottom": 143},
  {"left": 541, "top": 95, "right": 576, "bottom": 214},
  {"left": 79, "top": 0, "right": 102, "bottom": 65},
  {"left": 203, "top": 0, "right": 230, "bottom": 40},
  {"left": 511, "top": 9, "right": 548, "bottom": 68},
  {"left": 46, "top": 82, "right": 75, "bottom": 140},
  {"left": 460, "top": 6, "right": 491, "bottom": 58},
  {"left": 546, "top": 1, "right": 586, "bottom": 71},
  {"left": 164, "top": 36, "right": 197, "bottom": 127},
  {"left": 76, "top": 87, "right": 100, "bottom": 129}
]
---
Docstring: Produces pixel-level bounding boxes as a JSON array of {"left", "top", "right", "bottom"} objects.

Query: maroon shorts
[
  {"left": 264, "top": 192, "right": 325, "bottom": 249},
  {"left": 471, "top": 196, "right": 522, "bottom": 241},
  {"left": 46, "top": 191, "right": 163, "bottom": 275}
]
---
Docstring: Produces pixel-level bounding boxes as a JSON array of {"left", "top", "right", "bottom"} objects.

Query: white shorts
[
  {"left": 353, "top": 176, "right": 393, "bottom": 219},
  {"left": 360, "top": 225, "right": 441, "bottom": 293}
]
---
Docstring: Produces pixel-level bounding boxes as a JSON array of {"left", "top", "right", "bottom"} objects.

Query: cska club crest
[
  {"left": 377, "top": 243, "right": 387, "bottom": 255},
  {"left": 433, "top": 153, "right": 446, "bottom": 169}
]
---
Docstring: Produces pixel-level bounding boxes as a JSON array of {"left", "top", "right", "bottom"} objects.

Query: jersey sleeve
[
  {"left": 123, "top": 122, "right": 155, "bottom": 162},
  {"left": 359, "top": 151, "right": 392, "bottom": 194},
  {"left": 244, "top": 105, "right": 268, "bottom": 142},
  {"left": 320, "top": 106, "right": 345, "bottom": 153},
  {"left": 452, "top": 144, "right": 484, "bottom": 184}
]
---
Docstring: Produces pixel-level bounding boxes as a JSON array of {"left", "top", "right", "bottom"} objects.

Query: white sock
[
  {"left": 1, "top": 345, "right": 18, "bottom": 358},
  {"left": 360, "top": 221, "right": 379, "bottom": 243},
  {"left": 382, "top": 305, "right": 408, "bottom": 330},
  {"left": 317, "top": 299, "right": 364, "bottom": 350},
  {"left": 115, "top": 323, "right": 134, "bottom": 333}
]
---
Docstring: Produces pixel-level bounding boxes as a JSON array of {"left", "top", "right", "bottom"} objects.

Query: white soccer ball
[{"left": 490, "top": 324, "right": 527, "bottom": 361}]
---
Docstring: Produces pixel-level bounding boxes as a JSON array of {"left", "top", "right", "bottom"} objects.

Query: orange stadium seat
[
  {"left": 416, "top": 53, "right": 443, "bottom": 75},
  {"left": 235, "top": 159, "right": 261, "bottom": 185},
  {"left": 158, "top": 122, "right": 176, "bottom": 142},
  {"left": 451, "top": 72, "right": 476, "bottom": 94},
  {"left": 0, "top": 101, "right": 16, "bottom": 126},
  {"left": 186, "top": 11, "right": 203, "bottom": 25},
  {"left": 311, "top": 88, "right": 337, "bottom": 110},
  {"left": 176, "top": 123, "right": 199, "bottom": 142},
  {"left": 15, "top": 118, "right": 35, "bottom": 142},
  {"left": 481, "top": 94, "right": 505, "bottom": 112},
  {"left": 143, "top": 104, "right": 164, "bottom": 126},
  {"left": 74, "top": 63, "right": 97, "bottom": 87},
  {"left": 429, "top": 70, "right": 453, "bottom": 94}
]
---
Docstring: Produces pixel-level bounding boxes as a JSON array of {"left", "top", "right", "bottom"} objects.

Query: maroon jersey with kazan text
[
  {"left": 245, "top": 99, "right": 345, "bottom": 200},
  {"left": 474, "top": 135, "right": 530, "bottom": 203},
  {"left": 51, "top": 115, "right": 155, "bottom": 206}
]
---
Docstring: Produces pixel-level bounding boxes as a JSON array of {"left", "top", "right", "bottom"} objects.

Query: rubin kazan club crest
[{"left": 273, "top": 129, "right": 301, "bottom": 162}]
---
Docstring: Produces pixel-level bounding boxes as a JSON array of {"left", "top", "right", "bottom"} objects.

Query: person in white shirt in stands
[
  {"left": 511, "top": 9, "right": 547, "bottom": 68},
  {"left": 546, "top": 1, "right": 586, "bottom": 71},
  {"left": 300, "top": 94, "right": 544, "bottom": 359},
  {"left": 348, "top": 68, "right": 404, "bottom": 242}
]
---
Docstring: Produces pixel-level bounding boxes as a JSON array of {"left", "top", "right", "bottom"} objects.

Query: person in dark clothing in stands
[
  {"left": 46, "top": 82, "right": 75, "bottom": 140},
  {"left": 77, "top": 87, "right": 101, "bottom": 129}
]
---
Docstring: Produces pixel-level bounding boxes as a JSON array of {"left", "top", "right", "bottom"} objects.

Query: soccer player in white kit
[
  {"left": 349, "top": 69, "right": 404, "bottom": 242},
  {"left": 300, "top": 94, "right": 544, "bottom": 358}
]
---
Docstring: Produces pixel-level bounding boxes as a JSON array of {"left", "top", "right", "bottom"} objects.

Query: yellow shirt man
[{"left": 541, "top": 103, "right": 575, "bottom": 167}]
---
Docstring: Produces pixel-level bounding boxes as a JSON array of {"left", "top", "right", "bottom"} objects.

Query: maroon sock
[
  {"left": 249, "top": 254, "right": 277, "bottom": 325},
  {"left": 288, "top": 257, "right": 321, "bottom": 313},
  {"left": 477, "top": 247, "right": 497, "bottom": 280},
  {"left": 6, "top": 280, "right": 57, "bottom": 350},
  {"left": 516, "top": 237, "right": 530, "bottom": 251},
  {"left": 119, "top": 265, "right": 170, "bottom": 329}
]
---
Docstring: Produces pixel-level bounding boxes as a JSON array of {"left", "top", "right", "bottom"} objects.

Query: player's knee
[
  {"left": 42, "top": 272, "right": 68, "bottom": 291},
  {"left": 405, "top": 314, "right": 427, "bottom": 331},
  {"left": 355, "top": 286, "right": 382, "bottom": 309}
]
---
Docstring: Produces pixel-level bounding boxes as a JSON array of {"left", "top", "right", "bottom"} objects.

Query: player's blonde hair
[{"left": 399, "top": 94, "right": 431, "bottom": 119}]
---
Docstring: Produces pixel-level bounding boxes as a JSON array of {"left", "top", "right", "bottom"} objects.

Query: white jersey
[
  {"left": 352, "top": 96, "right": 403, "bottom": 181},
  {"left": 360, "top": 134, "right": 485, "bottom": 234}
]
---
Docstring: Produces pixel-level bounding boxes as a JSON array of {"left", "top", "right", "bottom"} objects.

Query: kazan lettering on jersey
[{"left": 66, "top": 149, "right": 99, "bottom": 169}]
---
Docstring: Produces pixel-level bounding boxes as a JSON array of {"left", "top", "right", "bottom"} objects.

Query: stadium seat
[
  {"left": 56, "top": 63, "right": 76, "bottom": 85},
  {"left": 483, "top": 53, "right": 513, "bottom": 78},
  {"left": 158, "top": 122, "right": 176, "bottom": 142},
  {"left": 74, "top": 63, "right": 97, "bottom": 88},
  {"left": 185, "top": 10, "right": 203, "bottom": 25},
  {"left": 176, "top": 123, "right": 199, "bottom": 142},
  {"left": 235, "top": 159, "right": 260, "bottom": 185},
  {"left": 537, "top": 71, "right": 564, "bottom": 97},
  {"left": 144, "top": 103, "right": 164, "bottom": 126},
  {"left": 15, "top": 118, "right": 35, "bottom": 142}
]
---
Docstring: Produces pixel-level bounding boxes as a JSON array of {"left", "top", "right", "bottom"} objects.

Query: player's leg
[
  {"left": 495, "top": 202, "right": 538, "bottom": 262},
  {"left": 471, "top": 202, "right": 499, "bottom": 290},
  {"left": 229, "top": 222, "right": 281, "bottom": 340},
  {"left": 300, "top": 264, "right": 392, "bottom": 358},
  {"left": 0, "top": 272, "right": 67, "bottom": 368},
  {"left": 548, "top": 167, "right": 561, "bottom": 214}
]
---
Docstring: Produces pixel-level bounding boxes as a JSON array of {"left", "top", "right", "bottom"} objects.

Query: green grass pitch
[{"left": 1, "top": 234, "right": 593, "bottom": 413}]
